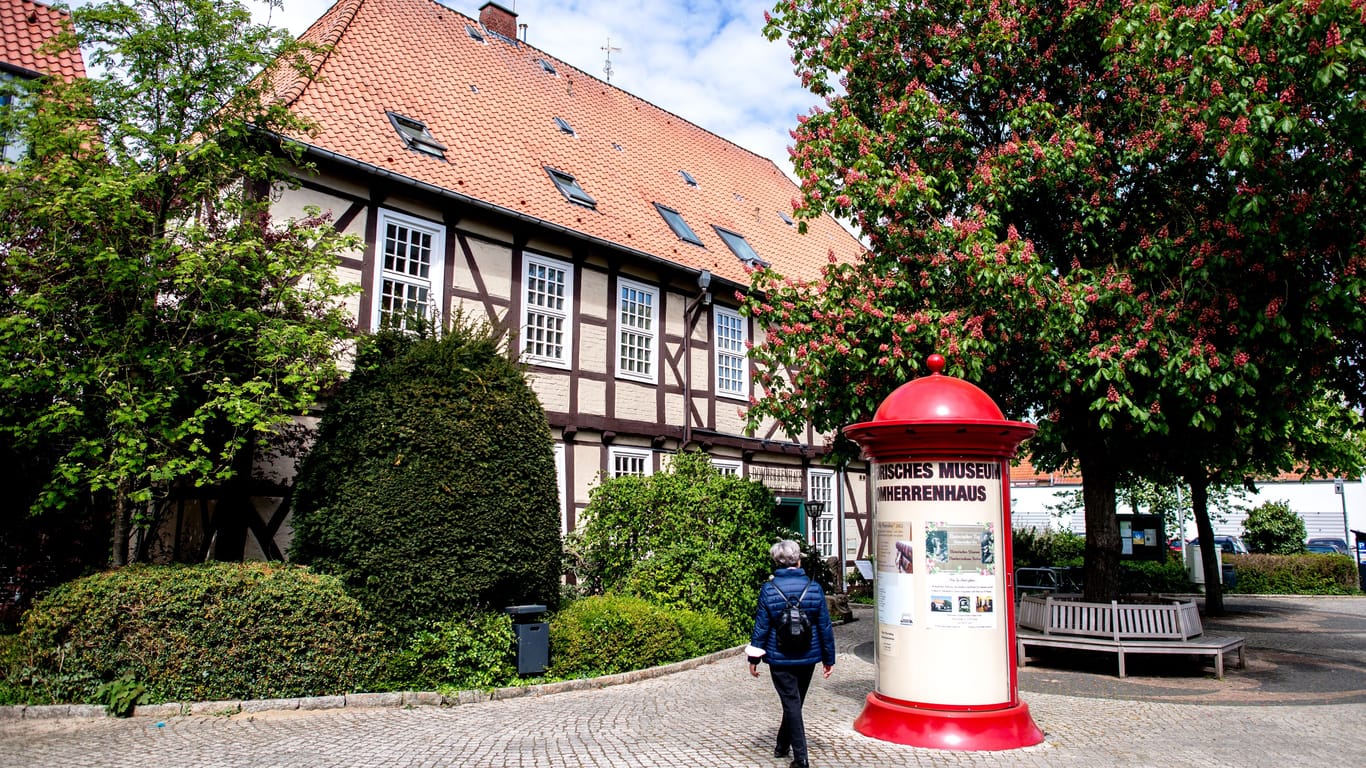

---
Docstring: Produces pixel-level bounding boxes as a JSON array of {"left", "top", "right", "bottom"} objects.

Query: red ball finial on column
[{"left": 926, "top": 354, "right": 946, "bottom": 375}]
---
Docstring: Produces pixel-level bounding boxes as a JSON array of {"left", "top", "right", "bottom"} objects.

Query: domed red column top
[{"left": 843, "top": 354, "right": 1035, "bottom": 459}]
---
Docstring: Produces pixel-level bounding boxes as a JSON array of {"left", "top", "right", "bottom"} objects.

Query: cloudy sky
[{"left": 251, "top": 0, "right": 816, "bottom": 175}]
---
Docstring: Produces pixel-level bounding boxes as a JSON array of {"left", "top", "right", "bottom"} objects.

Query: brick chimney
[{"left": 479, "top": 2, "right": 518, "bottom": 41}]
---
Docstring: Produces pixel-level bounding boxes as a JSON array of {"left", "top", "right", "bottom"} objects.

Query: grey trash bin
[{"left": 505, "top": 604, "right": 548, "bottom": 675}]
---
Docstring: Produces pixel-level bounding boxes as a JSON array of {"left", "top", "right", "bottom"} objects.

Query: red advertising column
[{"left": 844, "top": 354, "right": 1043, "bottom": 751}]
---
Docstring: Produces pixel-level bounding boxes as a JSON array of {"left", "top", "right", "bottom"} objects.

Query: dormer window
[
  {"left": 714, "top": 226, "right": 767, "bottom": 267},
  {"left": 538, "top": 58, "right": 557, "bottom": 75},
  {"left": 387, "top": 112, "right": 446, "bottom": 159},
  {"left": 679, "top": 169, "right": 698, "bottom": 187},
  {"left": 546, "top": 167, "right": 596, "bottom": 208},
  {"left": 653, "top": 203, "right": 702, "bottom": 245},
  {"left": 554, "top": 116, "right": 576, "bottom": 136},
  {"left": 465, "top": 24, "right": 484, "bottom": 42}
]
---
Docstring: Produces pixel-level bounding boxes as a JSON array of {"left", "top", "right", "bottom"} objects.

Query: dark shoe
[
  {"left": 788, "top": 760, "right": 809, "bottom": 768},
  {"left": 773, "top": 745, "right": 789, "bottom": 758}
]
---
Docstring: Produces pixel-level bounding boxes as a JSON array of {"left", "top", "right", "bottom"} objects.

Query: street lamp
[{"left": 806, "top": 500, "right": 826, "bottom": 520}]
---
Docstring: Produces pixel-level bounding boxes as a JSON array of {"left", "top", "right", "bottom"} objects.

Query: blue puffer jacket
[{"left": 749, "top": 567, "right": 836, "bottom": 667}]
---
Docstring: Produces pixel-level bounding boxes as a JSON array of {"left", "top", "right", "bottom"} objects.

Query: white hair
[{"left": 771, "top": 539, "right": 802, "bottom": 568}]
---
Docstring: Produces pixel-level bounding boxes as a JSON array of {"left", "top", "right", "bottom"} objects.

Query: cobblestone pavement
[{"left": 1, "top": 596, "right": 1362, "bottom": 768}]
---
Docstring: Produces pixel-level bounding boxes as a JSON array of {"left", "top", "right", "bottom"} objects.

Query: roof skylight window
[
  {"left": 546, "top": 167, "right": 596, "bottom": 208},
  {"left": 386, "top": 112, "right": 446, "bottom": 159},
  {"left": 653, "top": 203, "right": 702, "bottom": 246},
  {"left": 554, "top": 116, "right": 576, "bottom": 136},
  {"left": 778, "top": 210, "right": 794, "bottom": 225},
  {"left": 538, "top": 58, "right": 557, "bottom": 75},
  {"left": 679, "top": 170, "right": 698, "bottom": 187},
  {"left": 714, "top": 226, "right": 767, "bottom": 267},
  {"left": 465, "top": 24, "right": 484, "bottom": 42},
  {"left": 612, "top": 142, "right": 624, "bottom": 152}
]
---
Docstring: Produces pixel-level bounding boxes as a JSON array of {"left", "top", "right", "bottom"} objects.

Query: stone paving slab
[{"left": 0, "top": 596, "right": 1360, "bottom": 768}]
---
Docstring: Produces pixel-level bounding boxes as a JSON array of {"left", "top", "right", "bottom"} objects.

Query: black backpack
[{"left": 771, "top": 579, "right": 813, "bottom": 654}]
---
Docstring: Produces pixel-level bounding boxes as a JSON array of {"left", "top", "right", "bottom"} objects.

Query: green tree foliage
[
  {"left": 0, "top": 0, "right": 359, "bottom": 565},
  {"left": 1241, "top": 500, "right": 1307, "bottom": 554},
  {"left": 754, "top": 0, "right": 1366, "bottom": 605},
  {"left": 574, "top": 451, "right": 783, "bottom": 634},
  {"left": 8, "top": 562, "right": 382, "bottom": 704},
  {"left": 289, "top": 320, "right": 562, "bottom": 633}
]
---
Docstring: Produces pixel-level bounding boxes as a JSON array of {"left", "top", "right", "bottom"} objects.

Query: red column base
[{"left": 853, "top": 693, "right": 1044, "bottom": 751}]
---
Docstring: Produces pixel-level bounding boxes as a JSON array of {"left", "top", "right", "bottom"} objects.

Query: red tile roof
[
  {"left": 274, "top": 0, "right": 863, "bottom": 287},
  {"left": 0, "top": 0, "right": 85, "bottom": 81}
]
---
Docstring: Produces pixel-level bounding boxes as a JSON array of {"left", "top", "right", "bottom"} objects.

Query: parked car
[
  {"left": 1305, "top": 538, "right": 1349, "bottom": 554},
  {"left": 1189, "top": 535, "right": 1249, "bottom": 555}
]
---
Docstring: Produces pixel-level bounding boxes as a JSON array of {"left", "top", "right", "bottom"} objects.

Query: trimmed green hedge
[
  {"left": 378, "top": 611, "right": 517, "bottom": 691},
  {"left": 1228, "top": 553, "right": 1361, "bottom": 595},
  {"left": 7, "top": 563, "right": 382, "bottom": 704},
  {"left": 290, "top": 322, "right": 562, "bottom": 632},
  {"left": 548, "top": 595, "right": 733, "bottom": 678}
]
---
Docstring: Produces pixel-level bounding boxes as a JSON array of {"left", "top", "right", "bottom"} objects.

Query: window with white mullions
[
  {"left": 373, "top": 209, "right": 445, "bottom": 332},
  {"left": 610, "top": 447, "right": 652, "bottom": 478},
  {"left": 809, "top": 469, "right": 835, "bottom": 558},
  {"left": 522, "top": 254, "right": 573, "bottom": 368},
  {"left": 715, "top": 307, "right": 748, "bottom": 398},
  {"left": 617, "top": 279, "right": 657, "bottom": 382}
]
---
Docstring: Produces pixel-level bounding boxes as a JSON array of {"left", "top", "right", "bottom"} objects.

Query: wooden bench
[{"left": 1016, "top": 594, "right": 1246, "bottom": 678}]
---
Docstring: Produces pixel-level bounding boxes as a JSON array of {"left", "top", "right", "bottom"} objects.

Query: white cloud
[{"left": 252, "top": 0, "right": 812, "bottom": 175}]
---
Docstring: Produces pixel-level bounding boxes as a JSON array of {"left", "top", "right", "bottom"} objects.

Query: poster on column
[
  {"left": 875, "top": 520, "right": 915, "bottom": 646},
  {"left": 925, "top": 522, "right": 998, "bottom": 629}
]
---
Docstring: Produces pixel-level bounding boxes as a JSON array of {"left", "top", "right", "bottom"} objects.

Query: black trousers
[{"left": 770, "top": 663, "right": 817, "bottom": 762}]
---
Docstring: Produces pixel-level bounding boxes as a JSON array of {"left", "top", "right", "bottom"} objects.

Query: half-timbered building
[{"left": 260, "top": 0, "right": 874, "bottom": 569}]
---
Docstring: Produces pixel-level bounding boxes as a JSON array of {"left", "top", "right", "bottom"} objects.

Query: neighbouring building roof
[
  {"left": 273, "top": 0, "right": 863, "bottom": 287},
  {"left": 0, "top": 0, "right": 85, "bottom": 80}
]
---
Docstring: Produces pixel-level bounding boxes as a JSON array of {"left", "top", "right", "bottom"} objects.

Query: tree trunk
[
  {"left": 1187, "top": 473, "right": 1224, "bottom": 616},
  {"left": 1079, "top": 449, "right": 1120, "bottom": 601},
  {"left": 211, "top": 438, "right": 259, "bottom": 561},
  {"left": 110, "top": 479, "right": 130, "bottom": 567}
]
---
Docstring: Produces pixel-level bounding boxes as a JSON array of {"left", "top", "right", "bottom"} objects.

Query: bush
[
  {"left": 1119, "top": 555, "right": 1193, "bottom": 594},
  {"left": 1012, "top": 527, "right": 1085, "bottom": 568},
  {"left": 379, "top": 611, "right": 517, "bottom": 691},
  {"left": 7, "top": 563, "right": 382, "bottom": 704},
  {"left": 1227, "top": 553, "right": 1360, "bottom": 595},
  {"left": 1241, "top": 500, "right": 1306, "bottom": 554},
  {"left": 291, "top": 320, "right": 562, "bottom": 632},
  {"left": 575, "top": 452, "right": 782, "bottom": 634},
  {"left": 548, "top": 595, "right": 732, "bottom": 678}
]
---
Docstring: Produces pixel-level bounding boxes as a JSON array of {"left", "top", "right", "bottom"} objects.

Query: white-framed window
[
  {"left": 809, "top": 469, "right": 835, "bottom": 558},
  {"left": 715, "top": 307, "right": 749, "bottom": 399},
  {"left": 522, "top": 253, "right": 573, "bottom": 368},
  {"left": 617, "top": 278, "right": 658, "bottom": 383},
  {"left": 711, "top": 458, "right": 743, "bottom": 477},
  {"left": 610, "top": 447, "right": 653, "bottom": 478},
  {"left": 372, "top": 209, "right": 445, "bottom": 331}
]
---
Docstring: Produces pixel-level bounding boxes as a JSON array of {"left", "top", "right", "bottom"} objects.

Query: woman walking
[{"left": 747, "top": 539, "right": 836, "bottom": 768}]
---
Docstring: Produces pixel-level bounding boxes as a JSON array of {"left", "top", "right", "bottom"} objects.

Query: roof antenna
[{"left": 602, "top": 37, "right": 621, "bottom": 83}]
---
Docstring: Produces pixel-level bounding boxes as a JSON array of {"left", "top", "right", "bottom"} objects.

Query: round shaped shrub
[
  {"left": 290, "top": 321, "right": 562, "bottom": 631},
  {"left": 14, "top": 562, "right": 382, "bottom": 704},
  {"left": 1241, "top": 500, "right": 1306, "bottom": 554},
  {"left": 548, "top": 595, "right": 732, "bottom": 677},
  {"left": 576, "top": 451, "right": 780, "bottom": 633}
]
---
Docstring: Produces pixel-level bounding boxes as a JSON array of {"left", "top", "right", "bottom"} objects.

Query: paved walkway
[{"left": 1, "top": 595, "right": 1362, "bottom": 767}]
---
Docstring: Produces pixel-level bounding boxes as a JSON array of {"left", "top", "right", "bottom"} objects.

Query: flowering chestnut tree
[{"left": 750, "top": 0, "right": 1366, "bottom": 602}]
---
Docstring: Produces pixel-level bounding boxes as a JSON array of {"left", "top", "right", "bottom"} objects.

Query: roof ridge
[{"left": 271, "top": 0, "right": 366, "bottom": 109}]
